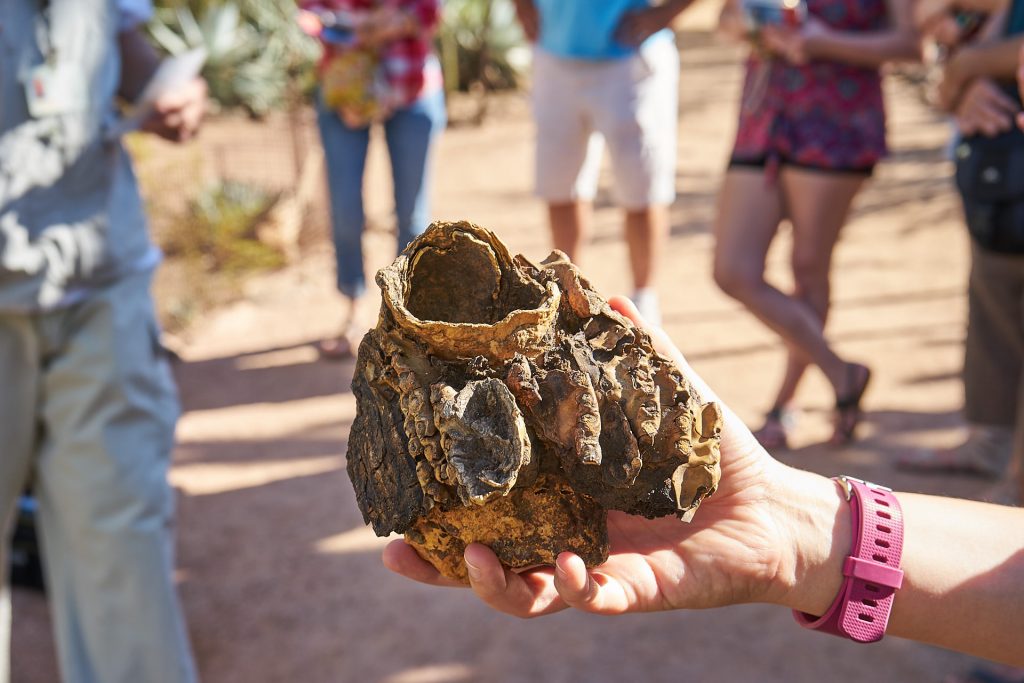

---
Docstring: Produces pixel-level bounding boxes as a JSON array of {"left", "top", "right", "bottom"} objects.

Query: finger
[
  {"left": 955, "top": 114, "right": 979, "bottom": 136},
  {"left": 464, "top": 543, "right": 567, "bottom": 617},
  {"left": 608, "top": 296, "right": 699, "bottom": 382},
  {"left": 609, "top": 295, "right": 709, "bottom": 396},
  {"left": 608, "top": 295, "right": 765, "bottom": 458},
  {"left": 180, "top": 101, "right": 206, "bottom": 137},
  {"left": 553, "top": 552, "right": 631, "bottom": 614},
  {"left": 153, "top": 78, "right": 208, "bottom": 114},
  {"left": 981, "top": 86, "right": 1021, "bottom": 116},
  {"left": 981, "top": 113, "right": 1012, "bottom": 136},
  {"left": 382, "top": 539, "right": 465, "bottom": 588},
  {"left": 974, "top": 100, "right": 1013, "bottom": 134}
]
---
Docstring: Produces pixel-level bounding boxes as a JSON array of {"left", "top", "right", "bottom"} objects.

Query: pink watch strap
[{"left": 793, "top": 476, "right": 905, "bottom": 643}]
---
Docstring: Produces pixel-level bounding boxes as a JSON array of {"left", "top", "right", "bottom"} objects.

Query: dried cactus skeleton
[{"left": 347, "top": 221, "right": 723, "bottom": 582}]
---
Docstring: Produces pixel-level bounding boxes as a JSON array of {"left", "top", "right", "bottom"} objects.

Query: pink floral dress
[{"left": 730, "top": 0, "right": 889, "bottom": 174}]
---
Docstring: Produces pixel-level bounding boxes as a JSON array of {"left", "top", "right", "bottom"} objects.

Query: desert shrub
[{"left": 150, "top": 0, "right": 320, "bottom": 116}]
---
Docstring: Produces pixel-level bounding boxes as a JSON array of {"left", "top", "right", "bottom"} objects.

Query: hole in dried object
[
  {"left": 876, "top": 524, "right": 891, "bottom": 533},
  {"left": 875, "top": 539, "right": 890, "bottom": 548},
  {"left": 407, "top": 235, "right": 504, "bottom": 324},
  {"left": 404, "top": 231, "right": 544, "bottom": 326},
  {"left": 858, "top": 614, "right": 874, "bottom": 623},
  {"left": 865, "top": 583, "right": 879, "bottom": 592},
  {"left": 877, "top": 510, "right": 892, "bottom": 519},
  {"left": 872, "top": 553, "right": 886, "bottom": 563},
  {"left": 863, "top": 599, "right": 878, "bottom": 607}
]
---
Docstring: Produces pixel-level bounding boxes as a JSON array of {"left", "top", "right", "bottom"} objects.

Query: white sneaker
[{"left": 630, "top": 288, "right": 662, "bottom": 328}]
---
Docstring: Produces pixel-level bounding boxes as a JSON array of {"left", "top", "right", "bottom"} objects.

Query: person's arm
[
  {"left": 951, "top": 77, "right": 1019, "bottom": 135},
  {"left": 916, "top": 0, "right": 1009, "bottom": 30},
  {"left": 384, "top": 296, "right": 1024, "bottom": 667},
  {"left": 512, "top": 0, "right": 540, "bottom": 43},
  {"left": 717, "top": 0, "right": 750, "bottom": 42},
  {"left": 940, "top": 34, "right": 1024, "bottom": 109},
  {"left": 769, "top": 471, "right": 1024, "bottom": 667},
  {"left": 615, "top": 0, "right": 696, "bottom": 47},
  {"left": 762, "top": 0, "right": 922, "bottom": 67}
]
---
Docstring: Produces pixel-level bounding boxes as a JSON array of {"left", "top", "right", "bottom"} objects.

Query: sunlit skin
[{"left": 384, "top": 297, "right": 1024, "bottom": 667}]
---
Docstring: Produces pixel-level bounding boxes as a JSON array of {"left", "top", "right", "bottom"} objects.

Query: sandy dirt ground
[{"left": 11, "top": 22, "right": 1013, "bottom": 683}]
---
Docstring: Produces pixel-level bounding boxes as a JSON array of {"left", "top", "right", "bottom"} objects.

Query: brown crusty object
[{"left": 346, "top": 220, "right": 722, "bottom": 582}]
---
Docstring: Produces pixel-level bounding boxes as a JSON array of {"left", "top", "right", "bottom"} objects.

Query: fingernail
[{"left": 465, "top": 557, "right": 481, "bottom": 582}]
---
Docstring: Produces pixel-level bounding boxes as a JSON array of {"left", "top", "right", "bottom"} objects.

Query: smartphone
[{"left": 741, "top": 0, "right": 807, "bottom": 31}]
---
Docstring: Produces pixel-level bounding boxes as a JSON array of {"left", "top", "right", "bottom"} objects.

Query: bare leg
[
  {"left": 713, "top": 169, "right": 858, "bottom": 396},
  {"left": 624, "top": 204, "right": 669, "bottom": 290},
  {"left": 319, "top": 294, "right": 362, "bottom": 360},
  {"left": 767, "top": 171, "right": 853, "bottom": 414},
  {"left": 779, "top": 167, "right": 869, "bottom": 441},
  {"left": 548, "top": 200, "right": 592, "bottom": 265},
  {"left": 712, "top": 168, "right": 787, "bottom": 440}
]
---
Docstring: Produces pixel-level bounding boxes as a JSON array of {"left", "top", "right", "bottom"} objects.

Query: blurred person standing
[
  {"left": 0, "top": 1, "right": 206, "bottom": 682},
  {"left": 898, "top": 0, "right": 1024, "bottom": 506},
  {"left": 298, "top": 0, "right": 445, "bottom": 359},
  {"left": 511, "top": 0, "right": 694, "bottom": 327},
  {"left": 714, "top": 0, "right": 920, "bottom": 447}
]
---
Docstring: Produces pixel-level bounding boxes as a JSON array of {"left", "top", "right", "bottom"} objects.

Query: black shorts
[{"left": 728, "top": 156, "right": 875, "bottom": 177}]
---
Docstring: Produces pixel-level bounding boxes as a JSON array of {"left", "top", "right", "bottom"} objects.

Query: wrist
[
  {"left": 763, "top": 465, "right": 850, "bottom": 615},
  {"left": 947, "top": 50, "right": 977, "bottom": 84},
  {"left": 801, "top": 31, "right": 831, "bottom": 60}
]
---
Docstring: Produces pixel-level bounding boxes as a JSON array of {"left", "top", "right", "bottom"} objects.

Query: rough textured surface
[
  {"left": 347, "top": 220, "right": 723, "bottom": 581},
  {"left": 405, "top": 473, "right": 607, "bottom": 582}
]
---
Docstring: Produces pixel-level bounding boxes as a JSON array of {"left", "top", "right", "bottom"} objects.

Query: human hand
[
  {"left": 760, "top": 17, "right": 830, "bottom": 65},
  {"left": 955, "top": 77, "right": 1018, "bottom": 135},
  {"left": 382, "top": 296, "right": 846, "bottom": 619},
  {"left": 141, "top": 77, "right": 207, "bottom": 143},
  {"left": 296, "top": 9, "right": 323, "bottom": 37},
  {"left": 615, "top": 4, "right": 679, "bottom": 48},
  {"left": 718, "top": 1, "right": 749, "bottom": 42},
  {"left": 512, "top": 0, "right": 540, "bottom": 43}
]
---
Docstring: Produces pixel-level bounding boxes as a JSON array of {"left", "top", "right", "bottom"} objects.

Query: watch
[{"left": 793, "top": 476, "right": 905, "bottom": 643}]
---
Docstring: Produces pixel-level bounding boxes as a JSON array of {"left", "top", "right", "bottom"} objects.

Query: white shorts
[{"left": 531, "top": 37, "right": 680, "bottom": 210}]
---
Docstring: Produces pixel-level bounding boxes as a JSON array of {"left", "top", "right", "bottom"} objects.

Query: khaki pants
[
  {"left": 0, "top": 271, "right": 196, "bottom": 683},
  {"left": 963, "top": 243, "right": 1024, "bottom": 484}
]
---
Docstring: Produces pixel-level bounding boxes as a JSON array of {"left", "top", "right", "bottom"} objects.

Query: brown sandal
[
  {"left": 754, "top": 407, "right": 795, "bottom": 450},
  {"left": 830, "top": 363, "right": 871, "bottom": 446},
  {"left": 317, "top": 335, "right": 355, "bottom": 361}
]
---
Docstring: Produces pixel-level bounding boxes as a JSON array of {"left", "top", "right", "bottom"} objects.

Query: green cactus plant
[{"left": 150, "top": 0, "right": 320, "bottom": 116}]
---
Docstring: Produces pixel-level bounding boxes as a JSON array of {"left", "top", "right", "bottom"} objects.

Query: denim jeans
[{"left": 316, "top": 87, "right": 447, "bottom": 299}]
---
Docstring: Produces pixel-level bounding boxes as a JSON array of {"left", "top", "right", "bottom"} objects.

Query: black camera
[{"left": 9, "top": 493, "right": 45, "bottom": 592}]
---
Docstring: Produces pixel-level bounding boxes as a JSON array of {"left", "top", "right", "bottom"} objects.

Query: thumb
[{"left": 607, "top": 295, "right": 763, "bottom": 457}]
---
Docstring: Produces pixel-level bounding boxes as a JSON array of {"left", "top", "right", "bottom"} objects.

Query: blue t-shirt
[{"left": 535, "top": 0, "right": 671, "bottom": 60}]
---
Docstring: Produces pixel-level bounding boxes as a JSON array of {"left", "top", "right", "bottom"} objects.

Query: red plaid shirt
[{"left": 299, "top": 0, "right": 441, "bottom": 107}]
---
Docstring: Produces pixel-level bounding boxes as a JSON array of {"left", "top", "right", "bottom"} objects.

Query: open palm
[{"left": 383, "top": 297, "right": 793, "bottom": 617}]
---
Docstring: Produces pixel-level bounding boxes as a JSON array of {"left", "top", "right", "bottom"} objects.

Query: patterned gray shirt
[{"left": 0, "top": 0, "right": 154, "bottom": 311}]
